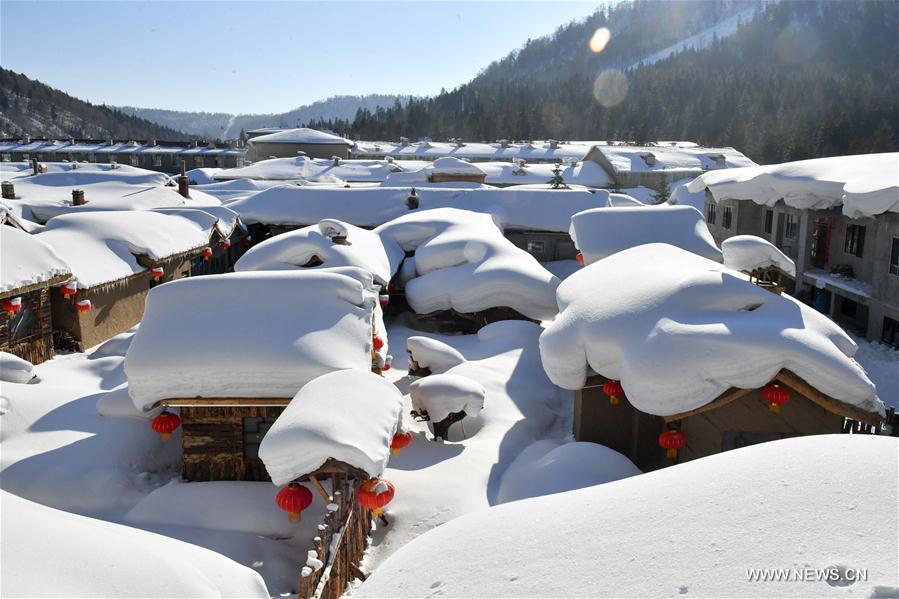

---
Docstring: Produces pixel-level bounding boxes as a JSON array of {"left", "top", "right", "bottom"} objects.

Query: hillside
[
  {"left": 0, "top": 68, "right": 192, "bottom": 141},
  {"left": 312, "top": 0, "right": 899, "bottom": 164}
]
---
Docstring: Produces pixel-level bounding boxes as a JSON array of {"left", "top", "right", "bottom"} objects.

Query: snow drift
[
  {"left": 721, "top": 235, "right": 796, "bottom": 276},
  {"left": 0, "top": 226, "right": 70, "bottom": 293}
]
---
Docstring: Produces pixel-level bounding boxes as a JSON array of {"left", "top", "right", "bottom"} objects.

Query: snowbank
[
  {"left": 687, "top": 153, "right": 899, "bottom": 218},
  {"left": 722, "top": 235, "right": 796, "bottom": 277},
  {"left": 539, "top": 243, "right": 882, "bottom": 418},
  {"left": 1, "top": 490, "right": 269, "bottom": 598},
  {"left": 185, "top": 167, "right": 223, "bottom": 184},
  {"left": 358, "top": 435, "right": 899, "bottom": 598},
  {"left": 406, "top": 336, "right": 466, "bottom": 373},
  {"left": 0, "top": 351, "right": 36, "bottom": 383},
  {"left": 0, "top": 226, "right": 70, "bottom": 293},
  {"left": 375, "top": 208, "right": 560, "bottom": 320},
  {"left": 125, "top": 271, "right": 375, "bottom": 411},
  {"left": 259, "top": 370, "right": 403, "bottom": 485},
  {"left": 496, "top": 440, "right": 640, "bottom": 504},
  {"left": 409, "top": 374, "right": 486, "bottom": 423},
  {"left": 570, "top": 205, "right": 722, "bottom": 264}
]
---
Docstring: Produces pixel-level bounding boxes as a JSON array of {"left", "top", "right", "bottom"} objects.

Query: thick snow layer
[
  {"left": 259, "top": 370, "right": 403, "bottom": 485},
  {"left": 185, "top": 167, "right": 223, "bottom": 184},
  {"left": 215, "top": 155, "right": 416, "bottom": 184},
  {"left": 722, "top": 235, "right": 796, "bottom": 276},
  {"left": 429, "top": 156, "right": 487, "bottom": 176},
  {"left": 688, "top": 153, "right": 899, "bottom": 218},
  {"left": 667, "top": 177, "right": 707, "bottom": 211},
  {"left": 359, "top": 435, "right": 899, "bottom": 598},
  {"left": 353, "top": 139, "right": 593, "bottom": 162},
  {"left": 125, "top": 271, "right": 375, "bottom": 411},
  {"left": 0, "top": 226, "right": 70, "bottom": 293},
  {"left": 410, "top": 374, "right": 486, "bottom": 423},
  {"left": 540, "top": 243, "right": 882, "bottom": 418},
  {"left": 570, "top": 205, "right": 722, "bottom": 264},
  {"left": 597, "top": 145, "right": 756, "bottom": 173},
  {"left": 154, "top": 204, "right": 243, "bottom": 239},
  {"left": 375, "top": 208, "right": 560, "bottom": 319},
  {"left": 0, "top": 351, "right": 36, "bottom": 383},
  {"left": 96, "top": 383, "right": 155, "bottom": 420},
  {"left": 496, "top": 440, "right": 640, "bottom": 504},
  {"left": 1, "top": 490, "right": 269, "bottom": 598},
  {"left": 406, "top": 336, "right": 466, "bottom": 373},
  {"left": 851, "top": 335, "right": 899, "bottom": 411},
  {"left": 249, "top": 127, "right": 351, "bottom": 146},
  {"left": 34, "top": 210, "right": 214, "bottom": 288},
  {"left": 235, "top": 219, "right": 402, "bottom": 287}
]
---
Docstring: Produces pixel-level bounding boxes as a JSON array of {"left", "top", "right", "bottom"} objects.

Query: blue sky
[{"left": 0, "top": 1, "right": 601, "bottom": 114}]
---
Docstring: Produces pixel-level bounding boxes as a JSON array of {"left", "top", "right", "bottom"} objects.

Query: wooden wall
[{"left": 0, "top": 286, "right": 54, "bottom": 364}]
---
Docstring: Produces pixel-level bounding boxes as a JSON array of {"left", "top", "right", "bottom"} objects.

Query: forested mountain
[
  {"left": 0, "top": 68, "right": 191, "bottom": 140},
  {"left": 309, "top": 0, "right": 898, "bottom": 164}
]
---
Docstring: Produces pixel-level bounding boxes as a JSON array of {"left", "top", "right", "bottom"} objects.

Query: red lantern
[
  {"left": 220, "top": 239, "right": 231, "bottom": 250},
  {"left": 3, "top": 297, "right": 22, "bottom": 317},
  {"left": 150, "top": 266, "right": 165, "bottom": 281},
  {"left": 379, "top": 294, "right": 390, "bottom": 308},
  {"left": 576, "top": 252, "right": 585, "bottom": 266},
  {"left": 202, "top": 247, "right": 213, "bottom": 261},
  {"left": 75, "top": 299, "right": 91, "bottom": 312},
  {"left": 151, "top": 410, "right": 181, "bottom": 441},
  {"left": 372, "top": 336, "right": 384, "bottom": 351},
  {"left": 659, "top": 429, "right": 687, "bottom": 460},
  {"left": 390, "top": 431, "right": 413, "bottom": 456},
  {"left": 61, "top": 281, "right": 77, "bottom": 299},
  {"left": 275, "top": 483, "right": 313, "bottom": 522},
  {"left": 603, "top": 379, "right": 624, "bottom": 406},
  {"left": 762, "top": 383, "right": 790, "bottom": 413},
  {"left": 382, "top": 356, "right": 392, "bottom": 372},
  {"left": 357, "top": 478, "right": 395, "bottom": 517}
]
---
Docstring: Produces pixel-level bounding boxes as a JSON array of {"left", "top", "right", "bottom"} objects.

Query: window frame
[{"left": 706, "top": 203, "right": 717, "bottom": 225}]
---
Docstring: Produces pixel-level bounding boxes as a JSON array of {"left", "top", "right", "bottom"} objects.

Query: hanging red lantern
[
  {"left": 659, "top": 429, "right": 687, "bottom": 460},
  {"left": 382, "top": 356, "right": 392, "bottom": 372},
  {"left": 220, "top": 239, "right": 231, "bottom": 250},
  {"left": 61, "top": 280, "right": 78, "bottom": 299},
  {"left": 762, "top": 383, "right": 791, "bottom": 413},
  {"left": 150, "top": 266, "right": 165, "bottom": 281},
  {"left": 202, "top": 247, "right": 213, "bottom": 261},
  {"left": 275, "top": 482, "right": 313, "bottom": 522},
  {"left": 372, "top": 336, "right": 384, "bottom": 351},
  {"left": 576, "top": 252, "right": 585, "bottom": 266},
  {"left": 75, "top": 299, "right": 91, "bottom": 312},
  {"left": 3, "top": 297, "right": 22, "bottom": 317},
  {"left": 151, "top": 410, "right": 181, "bottom": 441},
  {"left": 357, "top": 478, "right": 395, "bottom": 517},
  {"left": 603, "top": 379, "right": 624, "bottom": 406},
  {"left": 390, "top": 431, "right": 413, "bottom": 456},
  {"left": 379, "top": 294, "right": 390, "bottom": 308}
]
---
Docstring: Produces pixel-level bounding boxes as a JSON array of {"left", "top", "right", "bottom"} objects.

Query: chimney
[
  {"left": 31, "top": 158, "right": 39, "bottom": 176},
  {"left": 1, "top": 181, "right": 15, "bottom": 199},
  {"left": 406, "top": 188, "right": 419, "bottom": 210},
  {"left": 178, "top": 161, "right": 190, "bottom": 199},
  {"left": 72, "top": 189, "right": 86, "bottom": 206},
  {"left": 332, "top": 155, "right": 340, "bottom": 166}
]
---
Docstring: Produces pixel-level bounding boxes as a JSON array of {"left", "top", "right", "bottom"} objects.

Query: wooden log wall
[{"left": 0, "top": 287, "right": 54, "bottom": 365}]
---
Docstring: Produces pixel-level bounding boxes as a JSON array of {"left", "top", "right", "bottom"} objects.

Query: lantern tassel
[
  {"left": 769, "top": 403, "right": 780, "bottom": 413},
  {"left": 288, "top": 511, "right": 300, "bottom": 522},
  {"left": 160, "top": 432, "right": 172, "bottom": 442},
  {"left": 609, "top": 395, "right": 619, "bottom": 406},
  {"left": 373, "top": 507, "right": 383, "bottom": 517},
  {"left": 666, "top": 448, "right": 677, "bottom": 459},
  {"left": 391, "top": 448, "right": 400, "bottom": 456}
]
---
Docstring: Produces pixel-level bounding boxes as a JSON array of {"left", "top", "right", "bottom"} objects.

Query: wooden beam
[
  {"left": 663, "top": 387, "right": 756, "bottom": 423},
  {"left": 161, "top": 397, "right": 292, "bottom": 407},
  {"left": 309, "top": 475, "right": 333, "bottom": 504},
  {"left": 775, "top": 370, "right": 882, "bottom": 426}
]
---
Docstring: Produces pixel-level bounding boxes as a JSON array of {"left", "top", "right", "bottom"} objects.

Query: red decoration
[
  {"left": 75, "top": 299, "right": 91, "bottom": 312},
  {"left": 275, "top": 483, "right": 313, "bottom": 522},
  {"left": 372, "top": 336, "right": 384, "bottom": 351},
  {"left": 379, "top": 294, "right": 390, "bottom": 308},
  {"left": 576, "top": 252, "right": 585, "bottom": 266},
  {"left": 659, "top": 429, "right": 687, "bottom": 460},
  {"left": 151, "top": 410, "right": 181, "bottom": 441},
  {"left": 150, "top": 266, "right": 165, "bottom": 281},
  {"left": 382, "top": 358, "right": 392, "bottom": 372},
  {"left": 390, "top": 431, "right": 413, "bottom": 456},
  {"left": 202, "top": 247, "right": 213, "bottom": 261},
  {"left": 61, "top": 281, "right": 77, "bottom": 299},
  {"left": 762, "top": 383, "right": 791, "bottom": 413},
  {"left": 603, "top": 379, "right": 624, "bottom": 406},
  {"left": 357, "top": 478, "right": 395, "bottom": 517},
  {"left": 3, "top": 297, "right": 22, "bottom": 317},
  {"left": 220, "top": 239, "right": 231, "bottom": 250}
]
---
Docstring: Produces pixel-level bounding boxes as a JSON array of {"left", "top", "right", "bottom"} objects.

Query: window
[
  {"left": 844, "top": 224, "right": 865, "bottom": 257},
  {"left": 891, "top": 238, "right": 899, "bottom": 276},
  {"left": 194, "top": 156, "right": 204, "bottom": 168},
  {"left": 883, "top": 316, "right": 899, "bottom": 348},
  {"left": 1, "top": 153, "right": 9, "bottom": 162},
  {"left": 21, "top": 153, "right": 30, "bottom": 161},
  {"left": 215, "top": 156, "right": 225, "bottom": 168},
  {"left": 87, "top": 153, "right": 96, "bottom": 162},
  {"left": 707, "top": 203, "right": 717, "bottom": 225},
  {"left": 242, "top": 415, "right": 278, "bottom": 460},
  {"left": 130, "top": 155, "right": 140, "bottom": 167},
  {"left": 785, "top": 213, "right": 798, "bottom": 239},
  {"left": 764, "top": 210, "right": 774, "bottom": 235},
  {"left": 526, "top": 240, "right": 546, "bottom": 256},
  {"left": 152, "top": 154, "right": 162, "bottom": 167},
  {"left": 722, "top": 206, "right": 733, "bottom": 229},
  {"left": 7, "top": 296, "right": 39, "bottom": 344}
]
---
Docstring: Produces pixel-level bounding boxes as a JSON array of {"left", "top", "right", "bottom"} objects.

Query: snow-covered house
[
  {"left": 125, "top": 271, "right": 382, "bottom": 482},
  {"left": 689, "top": 153, "right": 899, "bottom": 345},
  {"left": 721, "top": 235, "right": 796, "bottom": 293},
  {"left": 34, "top": 210, "right": 222, "bottom": 349},
  {"left": 352, "top": 138, "right": 594, "bottom": 163},
  {"left": 247, "top": 128, "right": 353, "bottom": 162},
  {"left": 0, "top": 227, "right": 70, "bottom": 364},
  {"left": 540, "top": 243, "right": 885, "bottom": 471}
]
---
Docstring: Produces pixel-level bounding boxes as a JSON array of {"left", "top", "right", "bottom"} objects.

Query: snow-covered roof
[
  {"left": 721, "top": 235, "right": 796, "bottom": 277},
  {"left": 409, "top": 373, "right": 486, "bottom": 423},
  {"left": 214, "top": 155, "right": 407, "bottom": 184},
  {"left": 259, "top": 370, "right": 403, "bottom": 485},
  {"left": 570, "top": 205, "right": 722, "bottom": 264},
  {"left": 34, "top": 211, "right": 215, "bottom": 289},
  {"left": 235, "top": 219, "right": 401, "bottom": 287},
  {"left": 357, "top": 435, "right": 898, "bottom": 598},
  {"left": 125, "top": 271, "right": 376, "bottom": 412},
  {"left": 375, "top": 208, "right": 560, "bottom": 320},
  {"left": 539, "top": 243, "right": 883, "bottom": 419},
  {"left": 0, "top": 226, "right": 70, "bottom": 294},
  {"left": 429, "top": 156, "right": 486, "bottom": 176},
  {"left": 248, "top": 128, "right": 351, "bottom": 146},
  {"left": 0, "top": 140, "right": 244, "bottom": 156},
  {"left": 592, "top": 144, "right": 757, "bottom": 174},
  {"left": 153, "top": 205, "right": 243, "bottom": 240},
  {"left": 353, "top": 139, "right": 594, "bottom": 162},
  {"left": 687, "top": 153, "right": 899, "bottom": 218}
]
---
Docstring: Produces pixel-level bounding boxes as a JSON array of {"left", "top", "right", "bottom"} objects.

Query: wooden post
[{"left": 310, "top": 475, "right": 333, "bottom": 503}]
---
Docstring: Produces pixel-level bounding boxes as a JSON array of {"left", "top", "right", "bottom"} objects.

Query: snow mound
[
  {"left": 539, "top": 243, "right": 882, "bottom": 418},
  {"left": 496, "top": 440, "right": 640, "bottom": 504},
  {"left": 259, "top": 370, "right": 403, "bottom": 485},
  {"left": 410, "top": 374, "right": 486, "bottom": 423},
  {"left": 667, "top": 177, "right": 707, "bottom": 211},
  {"left": 249, "top": 127, "right": 351, "bottom": 146},
  {"left": 688, "top": 153, "right": 899, "bottom": 218},
  {"left": 358, "top": 435, "right": 899, "bottom": 598},
  {"left": 185, "top": 167, "right": 223, "bottom": 184},
  {"left": 375, "top": 208, "right": 560, "bottom": 320},
  {"left": 430, "top": 156, "right": 486, "bottom": 176},
  {"left": 0, "top": 351, "right": 35, "bottom": 383},
  {"left": 570, "top": 204, "right": 722, "bottom": 265},
  {"left": 235, "top": 218, "right": 402, "bottom": 287},
  {"left": 722, "top": 235, "right": 796, "bottom": 277},
  {"left": 406, "top": 336, "right": 466, "bottom": 374},
  {"left": 1, "top": 490, "right": 269, "bottom": 598},
  {"left": 125, "top": 271, "right": 375, "bottom": 412},
  {"left": 0, "top": 226, "right": 70, "bottom": 293},
  {"left": 96, "top": 383, "right": 155, "bottom": 420}
]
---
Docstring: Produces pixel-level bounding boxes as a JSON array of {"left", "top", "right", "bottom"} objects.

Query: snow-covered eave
[
  {"left": 74, "top": 243, "right": 210, "bottom": 292},
  {"left": 0, "top": 272, "right": 70, "bottom": 300}
]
